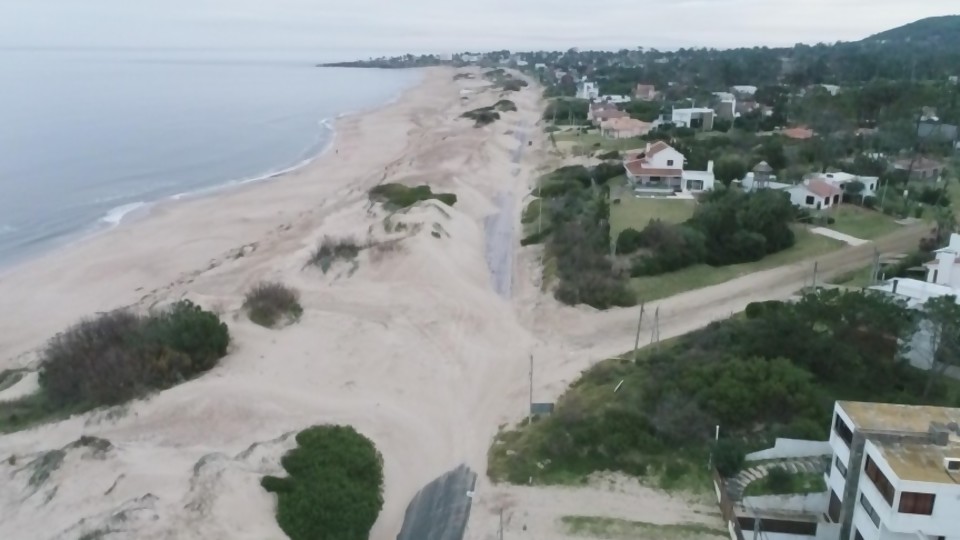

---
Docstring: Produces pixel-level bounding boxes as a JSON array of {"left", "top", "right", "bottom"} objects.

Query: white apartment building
[
  {"left": 671, "top": 107, "right": 716, "bottom": 130},
  {"left": 826, "top": 401, "right": 960, "bottom": 540}
]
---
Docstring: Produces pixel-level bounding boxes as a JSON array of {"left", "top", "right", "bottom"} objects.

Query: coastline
[
  {"left": 0, "top": 67, "right": 434, "bottom": 365},
  {"left": 0, "top": 69, "right": 423, "bottom": 276}
]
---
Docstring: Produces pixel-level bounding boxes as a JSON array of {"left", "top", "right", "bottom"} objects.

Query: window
[
  {"left": 828, "top": 489, "right": 842, "bottom": 522},
  {"left": 834, "top": 415, "right": 853, "bottom": 446},
  {"left": 898, "top": 492, "right": 935, "bottom": 515},
  {"left": 934, "top": 269, "right": 940, "bottom": 283},
  {"left": 667, "top": 159, "right": 674, "bottom": 166},
  {"left": 805, "top": 195, "right": 815, "bottom": 204},
  {"left": 835, "top": 456, "right": 848, "bottom": 478},
  {"left": 860, "top": 493, "right": 881, "bottom": 527},
  {"left": 833, "top": 194, "right": 840, "bottom": 204},
  {"left": 864, "top": 456, "right": 895, "bottom": 506}
]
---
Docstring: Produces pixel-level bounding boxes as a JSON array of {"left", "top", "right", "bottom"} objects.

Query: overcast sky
[{"left": 1, "top": 0, "right": 957, "bottom": 59}]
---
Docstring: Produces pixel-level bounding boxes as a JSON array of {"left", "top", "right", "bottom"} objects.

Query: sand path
[{"left": 0, "top": 66, "right": 929, "bottom": 540}]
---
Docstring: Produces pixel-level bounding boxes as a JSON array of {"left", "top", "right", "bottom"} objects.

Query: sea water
[{"left": 0, "top": 48, "right": 421, "bottom": 266}]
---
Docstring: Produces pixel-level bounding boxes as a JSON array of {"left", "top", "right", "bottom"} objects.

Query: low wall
[
  {"left": 741, "top": 492, "right": 828, "bottom": 515},
  {"left": 746, "top": 439, "right": 831, "bottom": 461}
]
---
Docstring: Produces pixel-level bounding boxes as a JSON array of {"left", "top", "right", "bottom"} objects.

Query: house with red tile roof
[
  {"left": 623, "top": 141, "right": 715, "bottom": 193},
  {"left": 781, "top": 126, "right": 815, "bottom": 140},
  {"left": 894, "top": 156, "right": 945, "bottom": 182},
  {"left": 587, "top": 102, "right": 628, "bottom": 125},
  {"left": 787, "top": 178, "right": 843, "bottom": 210}
]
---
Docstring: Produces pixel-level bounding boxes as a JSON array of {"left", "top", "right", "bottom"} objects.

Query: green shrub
[
  {"left": 38, "top": 301, "right": 229, "bottom": 407},
  {"left": 368, "top": 183, "right": 458, "bottom": 209},
  {"left": 501, "top": 79, "right": 527, "bottom": 92},
  {"left": 597, "top": 150, "right": 621, "bottom": 160},
  {"left": 616, "top": 228, "right": 644, "bottom": 254},
  {"left": 494, "top": 99, "right": 517, "bottom": 112},
  {"left": 243, "top": 282, "right": 303, "bottom": 328},
  {"left": 262, "top": 425, "right": 384, "bottom": 540},
  {"left": 461, "top": 107, "right": 500, "bottom": 126},
  {"left": 713, "top": 440, "right": 746, "bottom": 477}
]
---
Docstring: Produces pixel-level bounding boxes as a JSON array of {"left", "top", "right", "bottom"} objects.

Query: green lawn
[
  {"left": 828, "top": 264, "right": 875, "bottom": 288},
  {"left": 629, "top": 227, "right": 845, "bottom": 302},
  {"left": 561, "top": 516, "right": 726, "bottom": 540},
  {"left": 610, "top": 194, "right": 697, "bottom": 239},
  {"left": 553, "top": 131, "right": 645, "bottom": 155},
  {"left": 826, "top": 205, "right": 901, "bottom": 240},
  {"left": 742, "top": 470, "right": 826, "bottom": 498}
]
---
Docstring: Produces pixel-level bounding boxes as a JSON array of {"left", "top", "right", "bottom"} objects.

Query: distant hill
[{"left": 861, "top": 15, "right": 960, "bottom": 47}]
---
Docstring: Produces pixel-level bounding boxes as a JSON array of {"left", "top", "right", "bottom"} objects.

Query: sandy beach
[
  {"left": 1, "top": 65, "right": 917, "bottom": 540},
  {"left": 0, "top": 66, "right": 564, "bottom": 540}
]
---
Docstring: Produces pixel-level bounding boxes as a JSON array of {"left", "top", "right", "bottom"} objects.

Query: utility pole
[
  {"left": 499, "top": 508, "right": 504, "bottom": 540},
  {"left": 632, "top": 302, "right": 646, "bottom": 362},
  {"left": 812, "top": 261, "right": 819, "bottom": 290},
  {"left": 528, "top": 354, "right": 533, "bottom": 422}
]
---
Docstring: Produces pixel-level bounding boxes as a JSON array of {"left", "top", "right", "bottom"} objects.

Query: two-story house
[
  {"left": 826, "top": 401, "right": 960, "bottom": 540},
  {"left": 623, "top": 141, "right": 715, "bottom": 194}
]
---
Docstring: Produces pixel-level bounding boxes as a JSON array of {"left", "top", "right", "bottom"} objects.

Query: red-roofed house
[
  {"left": 787, "top": 178, "right": 843, "bottom": 210},
  {"left": 623, "top": 141, "right": 715, "bottom": 193},
  {"left": 781, "top": 126, "right": 815, "bottom": 140}
]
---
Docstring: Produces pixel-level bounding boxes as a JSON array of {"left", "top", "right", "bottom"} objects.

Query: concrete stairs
[{"left": 725, "top": 455, "right": 830, "bottom": 501}]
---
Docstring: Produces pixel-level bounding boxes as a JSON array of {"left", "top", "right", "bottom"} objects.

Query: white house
[
  {"left": 820, "top": 84, "right": 841, "bottom": 96},
  {"left": 787, "top": 179, "right": 843, "bottom": 210},
  {"left": 534, "top": 63, "right": 547, "bottom": 70},
  {"left": 871, "top": 234, "right": 960, "bottom": 308},
  {"left": 731, "top": 85, "right": 758, "bottom": 95},
  {"left": 576, "top": 81, "right": 599, "bottom": 100},
  {"left": 826, "top": 401, "right": 960, "bottom": 540},
  {"left": 671, "top": 107, "right": 715, "bottom": 130},
  {"left": 598, "top": 94, "right": 631, "bottom": 104},
  {"left": 812, "top": 172, "right": 880, "bottom": 197},
  {"left": 623, "top": 141, "right": 715, "bottom": 194}
]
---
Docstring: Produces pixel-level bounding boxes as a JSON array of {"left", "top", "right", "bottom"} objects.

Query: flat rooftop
[
  {"left": 838, "top": 401, "right": 960, "bottom": 433},
  {"left": 872, "top": 439, "right": 960, "bottom": 484}
]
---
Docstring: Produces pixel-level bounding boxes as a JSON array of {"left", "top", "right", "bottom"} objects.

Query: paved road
[
  {"left": 395, "top": 465, "right": 477, "bottom": 540},
  {"left": 484, "top": 121, "right": 529, "bottom": 298}
]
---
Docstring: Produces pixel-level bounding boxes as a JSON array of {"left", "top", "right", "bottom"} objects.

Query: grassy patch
[
  {"left": 553, "top": 132, "right": 644, "bottom": 155},
  {"left": 742, "top": 469, "right": 826, "bottom": 498},
  {"left": 610, "top": 196, "right": 696, "bottom": 240},
  {"left": 262, "top": 425, "right": 383, "bottom": 540},
  {"left": 243, "top": 282, "right": 303, "bottom": 328},
  {"left": 561, "top": 516, "right": 726, "bottom": 540},
  {"left": 629, "top": 227, "right": 843, "bottom": 302},
  {"left": 369, "top": 183, "right": 457, "bottom": 209},
  {"left": 826, "top": 206, "right": 901, "bottom": 239},
  {"left": 487, "top": 353, "right": 711, "bottom": 492},
  {"left": 828, "top": 265, "right": 875, "bottom": 288}
]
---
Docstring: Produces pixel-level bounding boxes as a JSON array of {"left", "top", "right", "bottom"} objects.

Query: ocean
[{"left": 0, "top": 49, "right": 421, "bottom": 267}]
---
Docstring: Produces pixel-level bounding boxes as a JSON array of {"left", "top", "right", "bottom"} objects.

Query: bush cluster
[
  {"left": 38, "top": 301, "right": 229, "bottom": 407},
  {"left": 493, "top": 99, "right": 517, "bottom": 112},
  {"left": 262, "top": 425, "right": 384, "bottom": 540},
  {"left": 624, "top": 189, "right": 796, "bottom": 276},
  {"left": 500, "top": 79, "right": 528, "bottom": 92},
  {"left": 491, "top": 289, "right": 960, "bottom": 485},
  {"left": 368, "top": 183, "right": 457, "bottom": 209},
  {"left": 244, "top": 282, "right": 303, "bottom": 328},
  {"left": 461, "top": 107, "right": 501, "bottom": 127}
]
